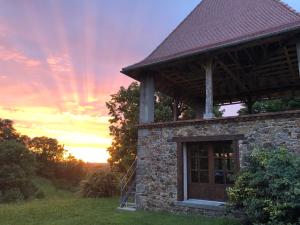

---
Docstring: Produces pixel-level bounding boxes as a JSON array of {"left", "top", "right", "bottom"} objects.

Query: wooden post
[
  {"left": 173, "top": 98, "right": 179, "bottom": 121},
  {"left": 296, "top": 42, "right": 300, "bottom": 77},
  {"left": 246, "top": 97, "right": 254, "bottom": 114},
  {"left": 183, "top": 143, "right": 188, "bottom": 201},
  {"left": 204, "top": 60, "right": 214, "bottom": 119},
  {"left": 195, "top": 103, "right": 205, "bottom": 119},
  {"left": 177, "top": 142, "right": 184, "bottom": 201},
  {"left": 139, "top": 74, "right": 155, "bottom": 124}
]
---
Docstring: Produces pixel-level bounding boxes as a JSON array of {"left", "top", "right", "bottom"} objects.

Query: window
[
  {"left": 190, "top": 143, "right": 209, "bottom": 183},
  {"left": 188, "top": 141, "right": 236, "bottom": 185},
  {"left": 213, "top": 142, "right": 235, "bottom": 185}
]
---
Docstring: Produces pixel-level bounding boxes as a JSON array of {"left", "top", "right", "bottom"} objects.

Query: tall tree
[
  {"left": 106, "top": 82, "right": 224, "bottom": 172},
  {"left": 29, "top": 137, "right": 66, "bottom": 162},
  {"left": 0, "top": 119, "right": 20, "bottom": 141},
  {"left": 28, "top": 137, "right": 66, "bottom": 178},
  {"left": 106, "top": 83, "right": 139, "bottom": 172},
  {"left": 0, "top": 140, "right": 37, "bottom": 203}
]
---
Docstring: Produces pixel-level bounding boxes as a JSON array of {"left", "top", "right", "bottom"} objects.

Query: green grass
[{"left": 0, "top": 178, "right": 240, "bottom": 225}]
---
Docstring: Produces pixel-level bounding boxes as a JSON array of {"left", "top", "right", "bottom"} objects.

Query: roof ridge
[
  {"left": 123, "top": 0, "right": 300, "bottom": 73},
  {"left": 273, "top": 0, "right": 300, "bottom": 17},
  {"left": 144, "top": 0, "right": 205, "bottom": 62},
  {"left": 144, "top": 0, "right": 300, "bottom": 65}
]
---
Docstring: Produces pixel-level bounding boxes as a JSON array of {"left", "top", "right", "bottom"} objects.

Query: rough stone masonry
[{"left": 135, "top": 111, "right": 300, "bottom": 216}]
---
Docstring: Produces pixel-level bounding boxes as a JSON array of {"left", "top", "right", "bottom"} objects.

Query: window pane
[
  {"left": 200, "top": 171, "right": 209, "bottom": 183},
  {"left": 189, "top": 143, "right": 208, "bottom": 157},
  {"left": 214, "top": 158, "right": 224, "bottom": 170},
  {"left": 214, "top": 142, "right": 233, "bottom": 158},
  {"left": 191, "top": 157, "right": 198, "bottom": 170},
  {"left": 215, "top": 170, "right": 225, "bottom": 184},
  {"left": 224, "top": 152, "right": 234, "bottom": 160},
  {"left": 198, "top": 145, "right": 208, "bottom": 157},
  {"left": 224, "top": 144, "right": 233, "bottom": 154},
  {"left": 191, "top": 171, "right": 199, "bottom": 183},
  {"left": 189, "top": 143, "right": 198, "bottom": 152},
  {"left": 199, "top": 158, "right": 208, "bottom": 169},
  {"left": 214, "top": 144, "right": 223, "bottom": 158},
  {"left": 191, "top": 150, "right": 198, "bottom": 159},
  {"left": 226, "top": 158, "right": 234, "bottom": 170}
]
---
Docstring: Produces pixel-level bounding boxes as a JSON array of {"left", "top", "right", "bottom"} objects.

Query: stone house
[{"left": 119, "top": 0, "right": 300, "bottom": 215}]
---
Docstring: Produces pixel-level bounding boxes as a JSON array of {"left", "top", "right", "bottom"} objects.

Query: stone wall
[{"left": 135, "top": 111, "right": 300, "bottom": 215}]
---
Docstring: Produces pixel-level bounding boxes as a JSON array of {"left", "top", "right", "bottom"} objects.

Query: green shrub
[
  {"left": 79, "top": 170, "right": 119, "bottom": 198},
  {"left": 52, "top": 178, "right": 78, "bottom": 192},
  {"left": 228, "top": 148, "right": 300, "bottom": 225},
  {"left": 35, "top": 189, "right": 45, "bottom": 199},
  {"left": 0, "top": 188, "right": 24, "bottom": 203},
  {"left": 0, "top": 140, "right": 38, "bottom": 203}
]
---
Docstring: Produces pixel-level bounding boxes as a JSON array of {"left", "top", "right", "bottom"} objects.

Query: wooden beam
[
  {"left": 284, "top": 46, "right": 297, "bottom": 79},
  {"left": 216, "top": 59, "right": 249, "bottom": 91},
  {"left": 239, "top": 43, "right": 287, "bottom": 90},
  {"left": 243, "top": 48, "right": 255, "bottom": 65},
  {"left": 176, "top": 142, "right": 183, "bottom": 201},
  {"left": 227, "top": 52, "right": 256, "bottom": 89},
  {"left": 172, "top": 134, "right": 245, "bottom": 143},
  {"left": 296, "top": 42, "right": 300, "bottom": 78}
]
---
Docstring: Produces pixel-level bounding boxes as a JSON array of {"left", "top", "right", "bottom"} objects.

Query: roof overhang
[{"left": 122, "top": 23, "right": 300, "bottom": 77}]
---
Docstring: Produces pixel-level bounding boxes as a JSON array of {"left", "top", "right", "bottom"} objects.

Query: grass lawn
[{"left": 0, "top": 178, "right": 240, "bottom": 225}]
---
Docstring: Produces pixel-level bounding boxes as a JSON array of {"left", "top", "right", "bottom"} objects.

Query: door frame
[{"left": 176, "top": 135, "right": 244, "bottom": 202}]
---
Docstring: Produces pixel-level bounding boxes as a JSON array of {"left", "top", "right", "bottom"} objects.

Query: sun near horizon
[{"left": 0, "top": 106, "right": 112, "bottom": 163}]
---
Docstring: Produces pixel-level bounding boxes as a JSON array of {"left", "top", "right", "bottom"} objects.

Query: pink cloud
[
  {"left": 47, "top": 54, "right": 72, "bottom": 73},
  {"left": 0, "top": 45, "right": 40, "bottom": 67},
  {"left": 0, "top": 75, "right": 7, "bottom": 79},
  {"left": 0, "top": 24, "right": 10, "bottom": 39}
]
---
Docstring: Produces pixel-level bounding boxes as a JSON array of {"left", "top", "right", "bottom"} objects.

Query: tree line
[{"left": 0, "top": 119, "right": 86, "bottom": 203}]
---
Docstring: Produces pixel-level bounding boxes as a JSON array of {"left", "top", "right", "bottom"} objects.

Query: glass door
[{"left": 187, "top": 141, "right": 236, "bottom": 201}]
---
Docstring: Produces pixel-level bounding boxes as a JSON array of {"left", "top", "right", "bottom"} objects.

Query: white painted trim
[{"left": 183, "top": 143, "right": 188, "bottom": 201}]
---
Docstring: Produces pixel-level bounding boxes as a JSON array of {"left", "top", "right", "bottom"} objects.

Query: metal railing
[{"left": 120, "top": 158, "right": 137, "bottom": 208}]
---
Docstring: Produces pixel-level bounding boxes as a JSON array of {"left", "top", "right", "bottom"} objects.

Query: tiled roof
[{"left": 123, "top": 0, "right": 300, "bottom": 73}]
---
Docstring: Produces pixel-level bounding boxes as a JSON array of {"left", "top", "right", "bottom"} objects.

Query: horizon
[{"left": 0, "top": 0, "right": 299, "bottom": 163}]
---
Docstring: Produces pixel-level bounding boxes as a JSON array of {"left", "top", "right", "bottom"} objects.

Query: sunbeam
[{"left": 0, "top": 0, "right": 206, "bottom": 163}]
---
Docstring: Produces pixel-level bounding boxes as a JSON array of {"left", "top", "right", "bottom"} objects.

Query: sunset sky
[{"left": 0, "top": 0, "right": 299, "bottom": 163}]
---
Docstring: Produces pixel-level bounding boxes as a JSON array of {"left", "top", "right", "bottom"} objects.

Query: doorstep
[
  {"left": 175, "top": 199, "right": 225, "bottom": 211},
  {"left": 117, "top": 207, "right": 137, "bottom": 212}
]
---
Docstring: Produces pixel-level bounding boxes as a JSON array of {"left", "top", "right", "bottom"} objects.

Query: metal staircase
[{"left": 119, "top": 158, "right": 137, "bottom": 211}]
